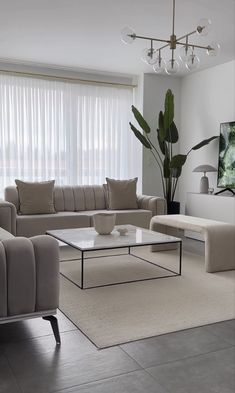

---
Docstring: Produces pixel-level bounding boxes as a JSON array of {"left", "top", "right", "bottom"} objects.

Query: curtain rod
[{"left": 0, "top": 69, "right": 137, "bottom": 88}]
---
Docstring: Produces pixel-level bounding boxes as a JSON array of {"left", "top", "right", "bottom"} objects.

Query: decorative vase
[
  {"left": 167, "top": 201, "right": 180, "bottom": 215},
  {"left": 93, "top": 213, "right": 116, "bottom": 235}
]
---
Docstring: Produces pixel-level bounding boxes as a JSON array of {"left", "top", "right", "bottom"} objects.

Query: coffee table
[{"left": 47, "top": 225, "right": 182, "bottom": 290}]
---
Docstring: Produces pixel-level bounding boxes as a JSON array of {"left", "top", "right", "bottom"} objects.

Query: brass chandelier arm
[
  {"left": 176, "top": 30, "right": 197, "bottom": 42},
  {"left": 176, "top": 41, "right": 210, "bottom": 51},
  {"left": 129, "top": 33, "right": 210, "bottom": 53},
  {"left": 129, "top": 34, "right": 170, "bottom": 44},
  {"left": 130, "top": 27, "right": 210, "bottom": 53}
]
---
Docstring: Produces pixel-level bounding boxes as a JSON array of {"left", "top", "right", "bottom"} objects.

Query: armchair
[{"left": 0, "top": 228, "right": 61, "bottom": 344}]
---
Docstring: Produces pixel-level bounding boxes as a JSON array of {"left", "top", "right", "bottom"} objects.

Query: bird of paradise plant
[{"left": 129, "top": 89, "right": 218, "bottom": 211}]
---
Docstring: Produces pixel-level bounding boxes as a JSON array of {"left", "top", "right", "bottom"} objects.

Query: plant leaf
[
  {"left": 165, "top": 121, "right": 179, "bottom": 143},
  {"left": 163, "top": 156, "right": 170, "bottom": 178},
  {"left": 158, "top": 111, "right": 165, "bottom": 142},
  {"left": 131, "top": 105, "right": 151, "bottom": 134},
  {"left": 170, "top": 154, "right": 187, "bottom": 168},
  {"left": 157, "top": 129, "right": 166, "bottom": 155},
  {"left": 164, "top": 89, "right": 174, "bottom": 131},
  {"left": 192, "top": 136, "right": 218, "bottom": 150},
  {"left": 129, "top": 122, "right": 151, "bottom": 149},
  {"left": 172, "top": 167, "right": 182, "bottom": 178}
]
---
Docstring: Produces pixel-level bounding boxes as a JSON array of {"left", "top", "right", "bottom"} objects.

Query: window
[{"left": 0, "top": 73, "right": 141, "bottom": 196}]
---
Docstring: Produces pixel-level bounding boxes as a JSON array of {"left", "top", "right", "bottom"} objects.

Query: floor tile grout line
[
  {"left": 143, "top": 345, "right": 235, "bottom": 392},
  {"left": 119, "top": 346, "right": 173, "bottom": 393},
  {"left": 49, "top": 369, "right": 149, "bottom": 393},
  {"left": 142, "top": 343, "right": 234, "bottom": 371},
  {"left": 143, "top": 367, "right": 174, "bottom": 393},
  {"left": 2, "top": 350, "right": 24, "bottom": 393},
  {"left": 119, "top": 345, "right": 149, "bottom": 371}
]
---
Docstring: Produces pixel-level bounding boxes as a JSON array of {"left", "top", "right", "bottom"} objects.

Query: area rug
[{"left": 59, "top": 246, "right": 235, "bottom": 348}]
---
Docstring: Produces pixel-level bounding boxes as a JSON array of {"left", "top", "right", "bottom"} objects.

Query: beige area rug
[{"left": 59, "top": 245, "right": 235, "bottom": 348}]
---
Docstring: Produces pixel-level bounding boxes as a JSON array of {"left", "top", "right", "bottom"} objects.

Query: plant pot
[{"left": 167, "top": 201, "right": 180, "bottom": 215}]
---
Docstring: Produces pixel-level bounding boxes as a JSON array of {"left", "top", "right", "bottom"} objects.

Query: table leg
[
  {"left": 81, "top": 251, "right": 84, "bottom": 289},
  {"left": 179, "top": 241, "right": 182, "bottom": 275}
]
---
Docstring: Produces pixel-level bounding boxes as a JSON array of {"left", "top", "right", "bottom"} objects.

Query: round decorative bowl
[
  {"left": 116, "top": 227, "right": 128, "bottom": 236},
  {"left": 93, "top": 213, "right": 116, "bottom": 235}
]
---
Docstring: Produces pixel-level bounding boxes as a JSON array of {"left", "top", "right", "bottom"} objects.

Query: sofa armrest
[
  {"left": 137, "top": 195, "right": 166, "bottom": 216},
  {"left": 0, "top": 235, "right": 59, "bottom": 318},
  {"left": 0, "top": 200, "right": 17, "bottom": 235}
]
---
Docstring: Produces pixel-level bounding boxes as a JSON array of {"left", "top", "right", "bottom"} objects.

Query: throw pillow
[
  {"left": 0, "top": 227, "right": 15, "bottom": 240},
  {"left": 15, "top": 179, "right": 56, "bottom": 215},
  {"left": 106, "top": 177, "right": 138, "bottom": 210}
]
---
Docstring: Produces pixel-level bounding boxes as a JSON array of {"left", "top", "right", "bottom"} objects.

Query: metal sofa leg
[{"left": 43, "top": 315, "right": 61, "bottom": 345}]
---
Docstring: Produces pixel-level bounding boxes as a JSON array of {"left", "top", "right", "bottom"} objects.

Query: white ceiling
[{"left": 0, "top": 0, "right": 234, "bottom": 76}]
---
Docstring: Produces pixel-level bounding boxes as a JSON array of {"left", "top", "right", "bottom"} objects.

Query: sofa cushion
[
  {"left": 15, "top": 180, "right": 55, "bottom": 215},
  {"left": 16, "top": 212, "right": 91, "bottom": 237},
  {"left": 106, "top": 178, "right": 138, "bottom": 210},
  {"left": 53, "top": 185, "right": 106, "bottom": 212}
]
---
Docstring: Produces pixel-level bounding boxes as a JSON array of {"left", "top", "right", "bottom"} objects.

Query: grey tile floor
[{"left": 0, "top": 238, "right": 234, "bottom": 393}]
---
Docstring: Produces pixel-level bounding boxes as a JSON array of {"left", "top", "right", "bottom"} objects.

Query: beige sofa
[
  {"left": 0, "top": 185, "right": 166, "bottom": 237},
  {"left": 0, "top": 227, "right": 60, "bottom": 344}
]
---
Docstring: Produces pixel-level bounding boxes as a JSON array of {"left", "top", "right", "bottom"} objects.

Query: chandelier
[{"left": 121, "top": 0, "right": 220, "bottom": 75}]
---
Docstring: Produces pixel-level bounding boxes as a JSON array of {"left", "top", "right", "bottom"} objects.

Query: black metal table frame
[{"left": 59, "top": 240, "right": 182, "bottom": 290}]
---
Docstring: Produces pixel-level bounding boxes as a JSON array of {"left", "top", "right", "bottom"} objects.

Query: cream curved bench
[{"left": 150, "top": 214, "right": 235, "bottom": 273}]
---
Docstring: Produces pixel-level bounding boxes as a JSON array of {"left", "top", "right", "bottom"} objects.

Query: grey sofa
[
  {"left": 0, "top": 227, "right": 60, "bottom": 344},
  {"left": 0, "top": 185, "right": 166, "bottom": 237}
]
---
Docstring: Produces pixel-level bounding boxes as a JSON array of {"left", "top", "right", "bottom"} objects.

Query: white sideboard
[{"left": 185, "top": 192, "right": 235, "bottom": 240}]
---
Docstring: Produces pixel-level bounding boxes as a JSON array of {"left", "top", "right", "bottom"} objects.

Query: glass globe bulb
[
  {"left": 185, "top": 54, "right": 200, "bottom": 70},
  {"left": 165, "top": 59, "right": 180, "bottom": 75},
  {"left": 121, "top": 26, "right": 136, "bottom": 44},
  {"left": 179, "top": 45, "right": 191, "bottom": 62},
  {"left": 207, "top": 42, "right": 221, "bottom": 57},
  {"left": 196, "top": 18, "right": 212, "bottom": 36},
  {"left": 141, "top": 48, "right": 158, "bottom": 65},
  {"left": 153, "top": 56, "right": 166, "bottom": 74}
]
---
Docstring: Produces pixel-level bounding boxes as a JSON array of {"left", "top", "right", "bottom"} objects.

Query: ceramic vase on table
[{"left": 93, "top": 213, "right": 116, "bottom": 235}]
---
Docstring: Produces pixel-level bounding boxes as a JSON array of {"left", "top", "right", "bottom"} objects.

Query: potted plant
[{"left": 130, "top": 89, "right": 218, "bottom": 214}]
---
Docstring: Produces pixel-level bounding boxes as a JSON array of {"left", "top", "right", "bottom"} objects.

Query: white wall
[
  {"left": 142, "top": 74, "right": 181, "bottom": 197},
  {"left": 179, "top": 60, "right": 235, "bottom": 211},
  {"left": 133, "top": 73, "right": 144, "bottom": 193}
]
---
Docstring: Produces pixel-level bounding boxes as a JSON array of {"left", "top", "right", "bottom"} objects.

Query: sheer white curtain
[{"left": 0, "top": 73, "right": 141, "bottom": 196}]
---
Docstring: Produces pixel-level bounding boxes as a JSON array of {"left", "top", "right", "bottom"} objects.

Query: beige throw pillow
[
  {"left": 106, "top": 177, "right": 138, "bottom": 210},
  {"left": 0, "top": 227, "right": 15, "bottom": 240},
  {"left": 15, "top": 179, "right": 56, "bottom": 215}
]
